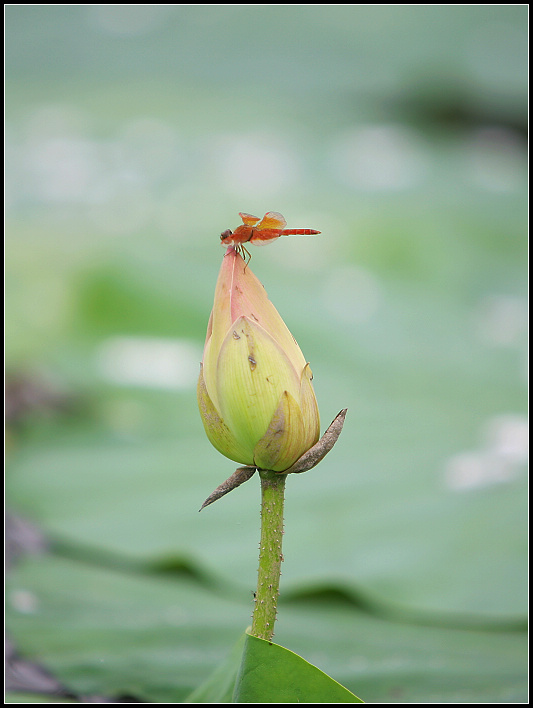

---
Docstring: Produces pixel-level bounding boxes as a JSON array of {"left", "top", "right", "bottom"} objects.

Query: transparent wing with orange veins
[
  {"left": 239, "top": 212, "right": 261, "bottom": 226},
  {"left": 247, "top": 211, "right": 287, "bottom": 245},
  {"left": 256, "top": 211, "right": 287, "bottom": 230}
]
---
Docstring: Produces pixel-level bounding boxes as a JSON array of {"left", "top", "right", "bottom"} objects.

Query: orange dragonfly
[{"left": 220, "top": 211, "right": 320, "bottom": 261}]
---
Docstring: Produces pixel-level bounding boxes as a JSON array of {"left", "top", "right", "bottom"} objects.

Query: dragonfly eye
[{"left": 220, "top": 229, "right": 232, "bottom": 240}]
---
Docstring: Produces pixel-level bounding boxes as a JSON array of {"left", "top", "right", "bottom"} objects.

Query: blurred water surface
[{"left": 5, "top": 5, "right": 528, "bottom": 703}]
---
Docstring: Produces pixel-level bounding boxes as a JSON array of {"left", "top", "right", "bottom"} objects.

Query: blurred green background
[{"left": 5, "top": 5, "right": 528, "bottom": 703}]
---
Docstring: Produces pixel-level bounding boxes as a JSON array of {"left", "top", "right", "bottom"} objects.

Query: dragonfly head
[{"left": 220, "top": 229, "right": 232, "bottom": 241}]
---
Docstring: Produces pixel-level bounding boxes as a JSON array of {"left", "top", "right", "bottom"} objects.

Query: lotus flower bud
[{"left": 198, "top": 248, "right": 320, "bottom": 472}]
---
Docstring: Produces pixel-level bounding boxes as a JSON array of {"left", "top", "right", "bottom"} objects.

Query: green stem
[{"left": 250, "top": 470, "right": 287, "bottom": 642}]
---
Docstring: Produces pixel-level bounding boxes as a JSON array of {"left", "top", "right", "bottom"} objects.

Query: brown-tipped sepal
[
  {"left": 199, "top": 466, "right": 257, "bottom": 511},
  {"left": 281, "top": 409, "right": 348, "bottom": 475}
]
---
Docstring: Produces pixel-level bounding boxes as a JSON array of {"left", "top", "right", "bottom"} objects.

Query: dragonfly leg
[{"left": 242, "top": 245, "right": 252, "bottom": 270}]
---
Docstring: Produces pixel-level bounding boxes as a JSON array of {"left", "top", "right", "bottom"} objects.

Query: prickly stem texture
[{"left": 250, "top": 470, "right": 286, "bottom": 642}]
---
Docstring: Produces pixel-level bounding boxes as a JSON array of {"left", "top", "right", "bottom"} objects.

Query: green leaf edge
[{"left": 185, "top": 630, "right": 364, "bottom": 704}]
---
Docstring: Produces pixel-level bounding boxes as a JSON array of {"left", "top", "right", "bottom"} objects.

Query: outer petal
[
  {"left": 299, "top": 363, "right": 321, "bottom": 451},
  {"left": 216, "top": 316, "right": 301, "bottom": 453},
  {"left": 222, "top": 249, "right": 306, "bottom": 372},
  {"left": 202, "top": 334, "right": 220, "bottom": 413},
  {"left": 197, "top": 365, "right": 254, "bottom": 465},
  {"left": 253, "top": 390, "right": 307, "bottom": 471}
]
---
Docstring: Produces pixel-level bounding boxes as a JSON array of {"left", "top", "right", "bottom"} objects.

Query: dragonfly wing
[
  {"left": 239, "top": 212, "right": 261, "bottom": 226},
  {"left": 256, "top": 211, "right": 286, "bottom": 230},
  {"left": 249, "top": 230, "right": 279, "bottom": 246}
]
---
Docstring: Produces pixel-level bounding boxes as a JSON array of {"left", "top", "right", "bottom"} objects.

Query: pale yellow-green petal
[
  {"left": 253, "top": 390, "right": 307, "bottom": 471},
  {"left": 202, "top": 334, "right": 221, "bottom": 414},
  {"left": 299, "top": 363, "right": 321, "bottom": 450},
  {"left": 216, "top": 316, "right": 301, "bottom": 453},
  {"left": 197, "top": 365, "right": 254, "bottom": 465}
]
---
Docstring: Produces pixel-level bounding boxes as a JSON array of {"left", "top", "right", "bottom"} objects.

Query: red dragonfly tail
[{"left": 280, "top": 229, "right": 321, "bottom": 236}]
